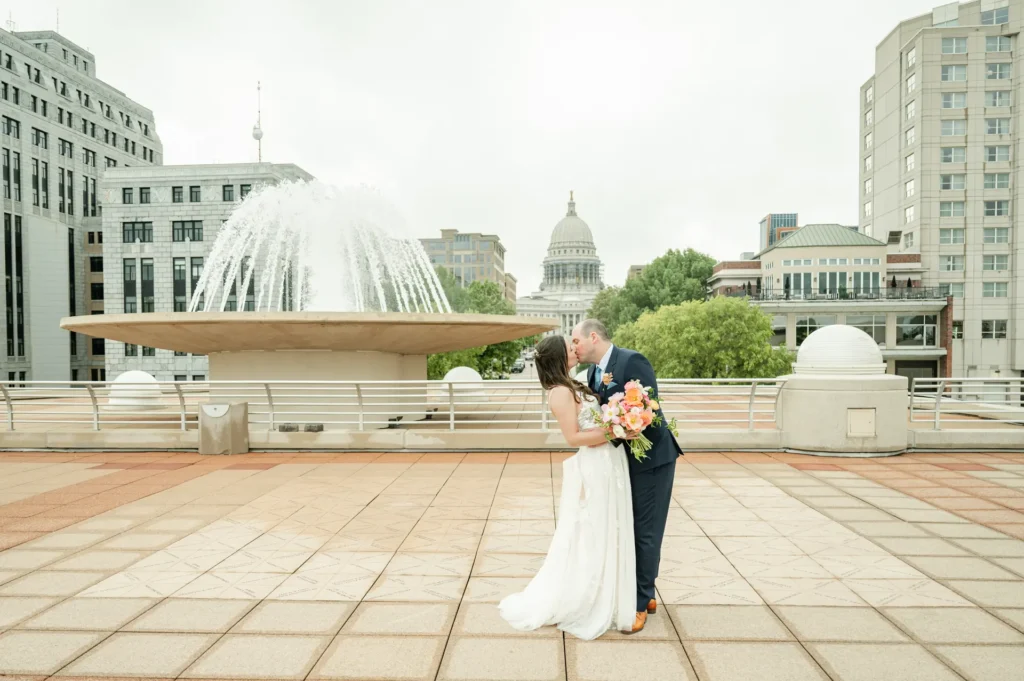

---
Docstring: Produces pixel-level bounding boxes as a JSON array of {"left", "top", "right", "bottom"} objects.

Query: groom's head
[{"left": 572, "top": 318, "right": 611, "bottom": 364}]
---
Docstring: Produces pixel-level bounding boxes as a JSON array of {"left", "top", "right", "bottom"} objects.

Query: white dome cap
[
  {"left": 549, "top": 192, "right": 595, "bottom": 247},
  {"left": 794, "top": 324, "right": 885, "bottom": 376}
]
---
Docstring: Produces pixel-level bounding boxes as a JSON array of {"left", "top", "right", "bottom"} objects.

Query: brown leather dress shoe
[
  {"left": 627, "top": 611, "right": 647, "bottom": 634},
  {"left": 647, "top": 599, "right": 657, "bottom": 614}
]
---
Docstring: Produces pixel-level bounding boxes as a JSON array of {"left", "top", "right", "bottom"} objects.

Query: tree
[
  {"left": 612, "top": 296, "right": 794, "bottom": 379},
  {"left": 586, "top": 248, "right": 716, "bottom": 336},
  {"left": 427, "top": 270, "right": 536, "bottom": 379}
]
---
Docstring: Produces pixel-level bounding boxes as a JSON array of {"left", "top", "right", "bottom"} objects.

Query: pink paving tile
[
  {"left": 935, "top": 463, "right": 997, "bottom": 471},
  {"left": 132, "top": 463, "right": 194, "bottom": 470},
  {"left": 224, "top": 463, "right": 278, "bottom": 470},
  {"left": 789, "top": 464, "right": 842, "bottom": 471}
]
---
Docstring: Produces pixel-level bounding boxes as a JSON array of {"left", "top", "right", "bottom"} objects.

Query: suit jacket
[{"left": 586, "top": 346, "right": 682, "bottom": 471}]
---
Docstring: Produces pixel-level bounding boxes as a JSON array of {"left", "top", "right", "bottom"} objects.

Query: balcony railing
[{"left": 728, "top": 287, "right": 949, "bottom": 303}]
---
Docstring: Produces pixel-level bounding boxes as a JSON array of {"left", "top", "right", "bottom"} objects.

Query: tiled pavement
[{"left": 0, "top": 451, "right": 1023, "bottom": 680}]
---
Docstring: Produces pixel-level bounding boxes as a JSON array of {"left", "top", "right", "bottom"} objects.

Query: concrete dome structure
[
  {"left": 794, "top": 325, "right": 885, "bottom": 376},
  {"left": 550, "top": 213, "right": 594, "bottom": 248},
  {"left": 106, "top": 370, "right": 162, "bottom": 411}
]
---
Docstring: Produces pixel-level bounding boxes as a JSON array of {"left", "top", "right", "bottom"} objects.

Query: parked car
[{"left": 511, "top": 359, "right": 525, "bottom": 373}]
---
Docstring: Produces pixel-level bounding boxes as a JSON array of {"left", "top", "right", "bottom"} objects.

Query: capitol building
[{"left": 517, "top": 193, "right": 605, "bottom": 335}]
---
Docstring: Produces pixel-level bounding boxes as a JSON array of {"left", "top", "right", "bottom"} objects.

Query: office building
[
  {"left": 759, "top": 213, "right": 799, "bottom": 250},
  {"left": 420, "top": 229, "right": 515, "bottom": 304}
]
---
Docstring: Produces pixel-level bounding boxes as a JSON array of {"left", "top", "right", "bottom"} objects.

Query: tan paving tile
[
  {"left": 311, "top": 635, "right": 445, "bottom": 680},
  {"left": 883, "top": 607, "right": 1024, "bottom": 643},
  {"left": 0, "top": 630, "right": 106, "bottom": 675},
  {"left": 79, "top": 571, "right": 199, "bottom": 598},
  {"left": 949, "top": 538, "right": 1024, "bottom": 557},
  {"left": 566, "top": 640, "right": 696, "bottom": 680},
  {"left": 59, "top": 632, "right": 217, "bottom": 677},
  {"left": 747, "top": 578, "right": 866, "bottom": 606},
  {"left": 267, "top": 571, "right": 377, "bottom": 601},
  {"left": 463, "top": 577, "right": 533, "bottom": 603},
  {"left": 342, "top": 602, "right": 456, "bottom": 635},
  {"left": 21, "top": 597, "right": 157, "bottom": 631},
  {"left": 670, "top": 605, "right": 792, "bottom": 641},
  {"left": 438, "top": 637, "right": 564, "bottom": 681},
  {"left": 0, "top": 570, "right": 105, "bottom": 597},
  {"left": 842, "top": 579, "right": 971, "bottom": 607},
  {"left": 48, "top": 550, "right": 147, "bottom": 572},
  {"left": 686, "top": 641, "right": 830, "bottom": 681},
  {"left": 945, "top": 580, "right": 1024, "bottom": 607},
  {"left": 901, "top": 555, "right": 1018, "bottom": 580},
  {"left": 182, "top": 634, "right": 330, "bottom": 679},
  {"left": 365, "top": 574, "right": 467, "bottom": 601},
  {"left": 0, "top": 550, "right": 64, "bottom": 570},
  {"left": 932, "top": 645, "right": 1024, "bottom": 681},
  {"left": 126, "top": 598, "right": 257, "bottom": 633},
  {"left": 807, "top": 643, "right": 960, "bottom": 681},
  {"left": 774, "top": 606, "right": 908, "bottom": 642},
  {"left": 0, "top": 596, "right": 61, "bottom": 628},
  {"left": 452, "top": 603, "right": 561, "bottom": 638},
  {"left": 172, "top": 571, "right": 287, "bottom": 599},
  {"left": 385, "top": 552, "right": 475, "bottom": 576},
  {"left": 233, "top": 601, "right": 355, "bottom": 635}
]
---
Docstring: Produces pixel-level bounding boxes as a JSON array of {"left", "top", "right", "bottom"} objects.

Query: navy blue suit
[{"left": 587, "top": 346, "right": 682, "bottom": 613}]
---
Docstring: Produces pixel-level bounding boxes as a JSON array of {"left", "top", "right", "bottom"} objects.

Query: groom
[{"left": 572, "top": 318, "right": 682, "bottom": 634}]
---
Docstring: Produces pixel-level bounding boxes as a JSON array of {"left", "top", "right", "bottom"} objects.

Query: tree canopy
[
  {"left": 612, "top": 296, "right": 794, "bottom": 379},
  {"left": 587, "top": 248, "right": 716, "bottom": 336}
]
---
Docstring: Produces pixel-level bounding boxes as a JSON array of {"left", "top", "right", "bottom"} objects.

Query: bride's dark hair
[{"left": 534, "top": 335, "right": 596, "bottom": 405}]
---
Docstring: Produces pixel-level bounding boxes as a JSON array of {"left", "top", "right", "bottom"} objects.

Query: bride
[{"left": 499, "top": 335, "right": 636, "bottom": 640}]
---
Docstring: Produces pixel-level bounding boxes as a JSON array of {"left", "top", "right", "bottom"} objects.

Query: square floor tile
[
  {"left": 438, "top": 637, "right": 564, "bottom": 681},
  {"left": 343, "top": 602, "right": 455, "bottom": 635},
  {"left": 807, "top": 643, "right": 960, "bottom": 681},
  {"left": 364, "top": 574, "right": 467, "bottom": 601},
  {"left": 882, "top": 607, "right": 1024, "bottom": 644},
  {"left": 0, "top": 596, "right": 59, "bottom": 628},
  {"left": 901, "top": 556, "right": 1017, "bottom": 580},
  {"left": 472, "top": 553, "right": 546, "bottom": 578},
  {"left": 60, "top": 632, "right": 217, "bottom": 677},
  {"left": 463, "top": 577, "right": 532, "bottom": 603},
  {"left": 842, "top": 579, "right": 971, "bottom": 607},
  {"left": 671, "top": 605, "right": 791, "bottom": 641},
  {"left": 99, "top": 532, "right": 179, "bottom": 550},
  {"left": 748, "top": 578, "right": 866, "bottom": 606},
  {"left": 0, "top": 549, "right": 64, "bottom": 570},
  {"left": 183, "top": 634, "right": 330, "bottom": 679},
  {"left": 234, "top": 601, "right": 354, "bottom": 635},
  {"left": 126, "top": 598, "right": 256, "bottom": 633},
  {"left": 0, "top": 630, "right": 105, "bottom": 674},
  {"left": 950, "top": 539, "right": 1024, "bottom": 557},
  {"left": 657, "top": 576, "right": 764, "bottom": 606},
  {"left": 944, "top": 580, "right": 1024, "bottom": 607},
  {"left": 173, "top": 571, "right": 286, "bottom": 599},
  {"left": 0, "top": 570, "right": 104, "bottom": 597},
  {"left": 452, "top": 603, "right": 560, "bottom": 638},
  {"left": 566, "top": 640, "right": 695, "bottom": 681},
  {"left": 933, "top": 644, "right": 1024, "bottom": 681},
  {"left": 48, "top": 549, "right": 147, "bottom": 572},
  {"left": 867, "top": 537, "right": 968, "bottom": 557},
  {"left": 267, "top": 571, "right": 377, "bottom": 601},
  {"left": 79, "top": 571, "right": 199, "bottom": 598},
  {"left": 686, "top": 641, "right": 829, "bottom": 681},
  {"left": 774, "top": 606, "right": 907, "bottom": 642},
  {"left": 311, "top": 635, "right": 446, "bottom": 680},
  {"left": 386, "top": 552, "right": 475, "bottom": 576},
  {"left": 22, "top": 597, "right": 156, "bottom": 631},
  {"left": 994, "top": 608, "right": 1024, "bottom": 630}
]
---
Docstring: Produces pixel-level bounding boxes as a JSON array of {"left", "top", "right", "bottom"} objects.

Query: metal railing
[
  {"left": 0, "top": 378, "right": 786, "bottom": 433},
  {"left": 909, "top": 377, "right": 1024, "bottom": 429},
  {"left": 728, "top": 287, "right": 949, "bottom": 303}
]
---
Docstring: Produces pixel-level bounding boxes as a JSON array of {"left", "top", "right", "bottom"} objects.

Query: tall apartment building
[
  {"left": 861, "top": 0, "right": 1024, "bottom": 377},
  {"left": 102, "top": 163, "right": 313, "bottom": 381},
  {"left": 759, "top": 213, "right": 799, "bottom": 250},
  {"left": 420, "top": 229, "right": 516, "bottom": 304},
  {"left": 0, "top": 29, "right": 161, "bottom": 381}
]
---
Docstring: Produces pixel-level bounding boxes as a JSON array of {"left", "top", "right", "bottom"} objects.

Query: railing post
[
  {"left": 448, "top": 382, "right": 455, "bottom": 431},
  {"left": 173, "top": 383, "right": 186, "bottom": 431},
  {"left": 264, "top": 383, "right": 275, "bottom": 432},
  {"left": 85, "top": 384, "right": 100, "bottom": 431},
  {"left": 541, "top": 387, "right": 549, "bottom": 430},
  {"left": 908, "top": 377, "right": 916, "bottom": 422},
  {"left": 933, "top": 379, "right": 946, "bottom": 431},
  {"left": 747, "top": 380, "right": 758, "bottom": 431},
  {"left": 355, "top": 383, "right": 364, "bottom": 431},
  {"left": 0, "top": 383, "right": 12, "bottom": 431}
]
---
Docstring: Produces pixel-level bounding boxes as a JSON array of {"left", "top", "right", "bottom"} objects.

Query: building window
[
  {"left": 907, "top": 47, "right": 917, "bottom": 67},
  {"left": 865, "top": 109, "right": 873, "bottom": 126},
  {"left": 942, "top": 92, "right": 967, "bottom": 109},
  {"left": 864, "top": 201, "right": 873, "bottom": 218},
  {"left": 986, "top": 145, "right": 1011, "bottom": 162},
  {"left": 904, "top": 205, "right": 916, "bottom": 224},
  {"left": 987, "top": 118, "right": 1011, "bottom": 135},
  {"left": 173, "top": 258, "right": 187, "bottom": 312},
  {"left": 984, "top": 254, "right": 1009, "bottom": 271},
  {"left": 985, "top": 172, "right": 1010, "bottom": 189},
  {"left": 122, "top": 188, "right": 133, "bottom": 204},
  {"left": 905, "top": 179, "right": 915, "bottom": 197},
  {"left": 864, "top": 179, "right": 872, "bottom": 195},
  {"left": 90, "top": 283, "right": 103, "bottom": 300},
  {"left": 904, "top": 232, "right": 915, "bottom": 248},
  {"left": 142, "top": 346, "right": 155, "bottom": 357},
  {"left": 906, "top": 73, "right": 917, "bottom": 93},
  {"left": 796, "top": 316, "right": 836, "bottom": 346},
  {"left": 906, "top": 127, "right": 916, "bottom": 145},
  {"left": 172, "top": 220, "right": 203, "bottom": 242},
  {"left": 942, "top": 255, "right": 964, "bottom": 271},
  {"left": 985, "top": 200, "right": 1010, "bottom": 216},
  {"left": 851, "top": 273, "right": 881, "bottom": 295},
  {"left": 222, "top": 185, "right": 234, "bottom": 202},
  {"left": 123, "top": 259, "right": 137, "bottom": 313},
  {"left": 847, "top": 315, "right": 885, "bottom": 344},
  {"left": 982, "top": 7, "right": 1009, "bottom": 25},
  {"left": 941, "top": 120, "right": 966, "bottom": 136},
  {"left": 939, "top": 227, "right": 965, "bottom": 243},
  {"left": 984, "top": 227, "right": 1010, "bottom": 243},
  {"left": 139, "top": 187, "right": 150, "bottom": 204},
  {"left": 905, "top": 153, "right": 914, "bottom": 172},
  {"left": 124, "top": 343, "right": 138, "bottom": 357},
  {"left": 865, "top": 85, "right": 873, "bottom": 104},
  {"left": 91, "top": 338, "right": 105, "bottom": 355},
  {"left": 896, "top": 315, "right": 937, "bottom": 347},
  {"left": 240, "top": 184, "right": 252, "bottom": 199},
  {"left": 940, "top": 174, "right": 966, "bottom": 190},
  {"left": 983, "top": 282, "right": 1009, "bottom": 298},
  {"left": 940, "top": 283, "right": 965, "bottom": 298},
  {"left": 986, "top": 63, "right": 1011, "bottom": 79},
  {"left": 987, "top": 36, "right": 1012, "bottom": 52},
  {"left": 982, "top": 320, "right": 1008, "bottom": 339},
  {"left": 942, "top": 37, "right": 968, "bottom": 54},
  {"left": 941, "top": 147, "right": 966, "bottom": 163},
  {"left": 122, "top": 221, "right": 153, "bottom": 243},
  {"left": 986, "top": 90, "right": 1011, "bottom": 107},
  {"left": 941, "top": 65, "right": 967, "bottom": 81},
  {"left": 189, "top": 186, "right": 201, "bottom": 202},
  {"left": 89, "top": 256, "right": 103, "bottom": 272},
  {"left": 865, "top": 155, "right": 873, "bottom": 172},
  {"left": 865, "top": 132, "right": 873, "bottom": 149},
  {"left": 952, "top": 321, "right": 963, "bottom": 339},
  {"left": 905, "top": 101, "right": 916, "bottom": 120},
  {"left": 172, "top": 186, "right": 183, "bottom": 203},
  {"left": 140, "top": 258, "right": 154, "bottom": 312},
  {"left": 939, "top": 202, "right": 965, "bottom": 218}
]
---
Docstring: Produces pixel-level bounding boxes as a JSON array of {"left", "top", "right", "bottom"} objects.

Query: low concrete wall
[{"left": 910, "top": 429, "right": 1024, "bottom": 450}]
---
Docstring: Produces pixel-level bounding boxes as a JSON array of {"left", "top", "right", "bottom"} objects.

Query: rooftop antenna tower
[{"left": 252, "top": 81, "right": 264, "bottom": 162}]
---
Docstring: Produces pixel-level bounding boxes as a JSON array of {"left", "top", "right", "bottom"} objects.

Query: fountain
[{"left": 61, "top": 181, "right": 557, "bottom": 428}]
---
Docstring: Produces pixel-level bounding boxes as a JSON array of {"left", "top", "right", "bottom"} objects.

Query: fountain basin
[{"left": 61, "top": 311, "right": 556, "bottom": 429}]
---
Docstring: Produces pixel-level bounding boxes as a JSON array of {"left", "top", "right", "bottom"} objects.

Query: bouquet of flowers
[{"left": 593, "top": 380, "right": 678, "bottom": 462}]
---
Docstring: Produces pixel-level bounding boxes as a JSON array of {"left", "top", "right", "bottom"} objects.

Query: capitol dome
[
  {"left": 548, "top": 192, "right": 595, "bottom": 249},
  {"left": 794, "top": 324, "right": 885, "bottom": 376}
]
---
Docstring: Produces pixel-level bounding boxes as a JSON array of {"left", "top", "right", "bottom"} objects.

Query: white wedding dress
[{"left": 499, "top": 392, "right": 636, "bottom": 640}]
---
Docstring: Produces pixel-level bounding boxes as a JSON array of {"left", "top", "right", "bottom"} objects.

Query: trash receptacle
[{"left": 199, "top": 402, "right": 249, "bottom": 455}]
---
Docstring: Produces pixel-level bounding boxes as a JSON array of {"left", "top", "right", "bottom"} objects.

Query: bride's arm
[{"left": 548, "top": 386, "right": 609, "bottom": 448}]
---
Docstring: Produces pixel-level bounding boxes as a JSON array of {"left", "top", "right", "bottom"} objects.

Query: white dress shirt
[{"left": 596, "top": 344, "right": 615, "bottom": 376}]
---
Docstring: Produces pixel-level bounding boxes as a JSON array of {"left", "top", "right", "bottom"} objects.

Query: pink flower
[{"left": 623, "top": 411, "right": 645, "bottom": 433}]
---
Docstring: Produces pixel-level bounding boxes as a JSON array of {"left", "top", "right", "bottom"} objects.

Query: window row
[
  {"left": 796, "top": 315, "right": 939, "bottom": 348},
  {"left": 122, "top": 184, "right": 253, "bottom": 204},
  {"left": 940, "top": 35, "right": 1011, "bottom": 53},
  {"left": 939, "top": 146, "right": 1011, "bottom": 162},
  {"left": 781, "top": 258, "right": 881, "bottom": 267},
  {"left": 938, "top": 227, "right": 1010, "bottom": 243},
  {"left": 939, "top": 254, "right": 1011, "bottom": 271},
  {"left": 122, "top": 221, "right": 206, "bottom": 243},
  {"left": 939, "top": 91, "right": 1011, "bottom": 108},
  {"left": 934, "top": 118, "right": 1010, "bottom": 135},
  {"left": 938, "top": 173, "right": 1010, "bottom": 189},
  {"left": 937, "top": 62, "right": 1011, "bottom": 81}
]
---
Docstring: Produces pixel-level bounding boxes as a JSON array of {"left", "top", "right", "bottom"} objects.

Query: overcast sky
[{"left": 10, "top": 0, "right": 935, "bottom": 294}]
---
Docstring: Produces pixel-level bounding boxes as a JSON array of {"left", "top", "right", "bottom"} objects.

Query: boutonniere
[{"left": 601, "top": 372, "right": 614, "bottom": 386}]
